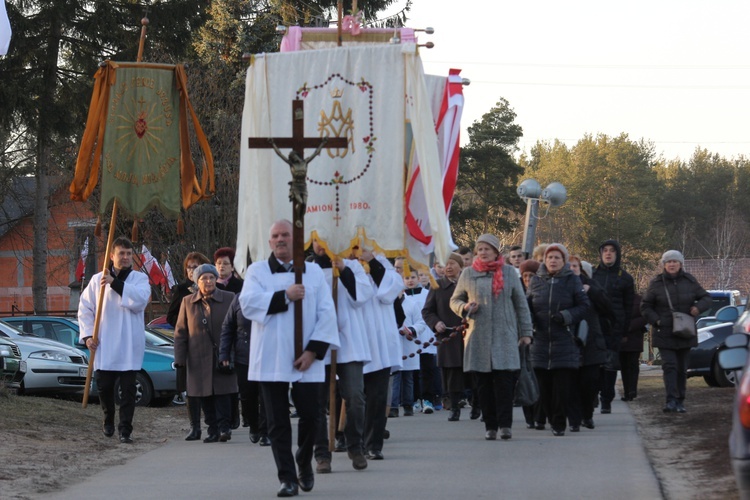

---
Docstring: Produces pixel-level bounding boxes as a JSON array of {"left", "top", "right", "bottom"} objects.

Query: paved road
[{"left": 42, "top": 396, "right": 662, "bottom": 499}]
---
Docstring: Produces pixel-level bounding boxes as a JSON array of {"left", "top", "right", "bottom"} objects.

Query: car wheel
[
  {"left": 703, "top": 373, "right": 721, "bottom": 387},
  {"left": 713, "top": 356, "right": 737, "bottom": 387},
  {"left": 115, "top": 371, "right": 154, "bottom": 407}
]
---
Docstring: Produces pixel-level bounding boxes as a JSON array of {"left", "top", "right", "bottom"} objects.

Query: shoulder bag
[{"left": 662, "top": 275, "right": 697, "bottom": 339}]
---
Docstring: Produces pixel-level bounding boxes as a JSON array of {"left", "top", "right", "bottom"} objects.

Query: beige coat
[
  {"left": 450, "top": 265, "right": 533, "bottom": 372},
  {"left": 174, "top": 289, "right": 238, "bottom": 397}
]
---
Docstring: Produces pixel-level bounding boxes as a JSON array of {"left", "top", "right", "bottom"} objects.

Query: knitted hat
[
  {"left": 193, "top": 263, "right": 219, "bottom": 280},
  {"left": 475, "top": 234, "right": 501, "bottom": 254},
  {"left": 581, "top": 261, "right": 593, "bottom": 278},
  {"left": 519, "top": 259, "right": 540, "bottom": 275},
  {"left": 544, "top": 243, "right": 570, "bottom": 264},
  {"left": 661, "top": 250, "right": 684, "bottom": 265},
  {"left": 448, "top": 252, "right": 464, "bottom": 268}
]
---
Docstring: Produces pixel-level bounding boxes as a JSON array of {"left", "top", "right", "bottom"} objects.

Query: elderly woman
[
  {"left": 451, "top": 234, "right": 533, "bottom": 440},
  {"left": 167, "top": 252, "right": 211, "bottom": 328},
  {"left": 422, "top": 253, "right": 466, "bottom": 421},
  {"left": 214, "top": 247, "right": 244, "bottom": 294},
  {"left": 527, "top": 244, "right": 589, "bottom": 436},
  {"left": 640, "top": 250, "right": 710, "bottom": 413},
  {"left": 174, "top": 264, "right": 238, "bottom": 443}
]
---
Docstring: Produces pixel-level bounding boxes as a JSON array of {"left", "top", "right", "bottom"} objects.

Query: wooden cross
[{"left": 247, "top": 99, "right": 348, "bottom": 358}]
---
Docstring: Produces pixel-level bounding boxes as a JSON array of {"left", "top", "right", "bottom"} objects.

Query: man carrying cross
[{"left": 239, "top": 219, "right": 339, "bottom": 497}]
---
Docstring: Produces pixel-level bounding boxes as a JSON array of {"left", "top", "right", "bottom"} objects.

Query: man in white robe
[
  {"left": 310, "top": 241, "right": 373, "bottom": 473},
  {"left": 78, "top": 236, "right": 151, "bottom": 444},
  {"left": 239, "top": 220, "right": 339, "bottom": 497}
]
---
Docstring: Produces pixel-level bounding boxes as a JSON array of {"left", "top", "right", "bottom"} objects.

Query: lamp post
[{"left": 517, "top": 179, "right": 567, "bottom": 258}]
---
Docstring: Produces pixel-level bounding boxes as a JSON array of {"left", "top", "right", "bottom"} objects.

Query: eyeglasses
[{"left": 187, "top": 265, "right": 199, "bottom": 270}]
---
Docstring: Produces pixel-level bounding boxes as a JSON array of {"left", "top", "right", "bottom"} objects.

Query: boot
[{"left": 185, "top": 396, "right": 202, "bottom": 441}]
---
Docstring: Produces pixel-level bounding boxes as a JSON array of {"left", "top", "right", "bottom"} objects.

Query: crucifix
[{"left": 248, "top": 99, "right": 348, "bottom": 359}]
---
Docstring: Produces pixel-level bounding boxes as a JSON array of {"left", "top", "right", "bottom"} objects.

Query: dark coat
[
  {"left": 528, "top": 265, "right": 590, "bottom": 370},
  {"left": 422, "top": 277, "right": 463, "bottom": 368},
  {"left": 219, "top": 294, "right": 251, "bottom": 366},
  {"left": 579, "top": 274, "right": 609, "bottom": 366},
  {"left": 217, "top": 275, "right": 244, "bottom": 294},
  {"left": 174, "top": 288, "right": 238, "bottom": 397},
  {"left": 640, "top": 269, "right": 711, "bottom": 350},
  {"left": 167, "top": 280, "right": 194, "bottom": 327},
  {"left": 622, "top": 293, "right": 646, "bottom": 353},
  {"left": 592, "top": 240, "right": 635, "bottom": 350}
]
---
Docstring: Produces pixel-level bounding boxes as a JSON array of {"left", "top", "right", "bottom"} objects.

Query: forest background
[{"left": 1, "top": 0, "right": 747, "bottom": 310}]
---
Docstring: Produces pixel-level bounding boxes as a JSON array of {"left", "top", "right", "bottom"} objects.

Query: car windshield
[
  {"left": 145, "top": 329, "right": 173, "bottom": 347},
  {"left": 0, "top": 320, "right": 40, "bottom": 338}
]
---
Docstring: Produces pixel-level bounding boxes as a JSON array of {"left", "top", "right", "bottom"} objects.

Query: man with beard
[{"left": 239, "top": 220, "right": 339, "bottom": 497}]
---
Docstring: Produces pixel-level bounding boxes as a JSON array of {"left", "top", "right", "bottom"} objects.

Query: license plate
[
  {"left": 79, "top": 367, "right": 88, "bottom": 377},
  {"left": 20, "top": 361, "right": 27, "bottom": 373}
]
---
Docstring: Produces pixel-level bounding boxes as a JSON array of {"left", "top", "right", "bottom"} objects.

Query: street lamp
[{"left": 517, "top": 179, "right": 567, "bottom": 257}]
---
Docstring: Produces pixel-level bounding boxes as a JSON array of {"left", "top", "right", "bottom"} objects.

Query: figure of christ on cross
[{"left": 247, "top": 99, "right": 348, "bottom": 358}]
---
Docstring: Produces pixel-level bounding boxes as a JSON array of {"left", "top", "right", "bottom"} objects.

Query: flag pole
[{"left": 82, "top": 12, "right": 149, "bottom": 408}]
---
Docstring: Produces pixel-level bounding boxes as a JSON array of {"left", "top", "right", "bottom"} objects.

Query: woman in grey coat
[
  {"left": 174, "top": 264, "right": 238, "bottom": 443},
  {"left": 640, "top": 250, "right": 710, "bottom": 413},
  {"left": 451, "top": 234, "right": 533, "bottom": 441}
]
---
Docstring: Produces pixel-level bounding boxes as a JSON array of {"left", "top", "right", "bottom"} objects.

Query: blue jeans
[{"left": 390, "top": 370, "right": 416, "bottom": 408}]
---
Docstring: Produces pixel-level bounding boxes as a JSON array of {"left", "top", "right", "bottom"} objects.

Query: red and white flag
[
  {"left": 75, "top": 237, "right": 89, "bottom": 282},
  {"left": 139, "top": 245, "right": 175, "bottom": 289},
  {"left": 0, "top": 1, "right": 11, "bottom": 56}
]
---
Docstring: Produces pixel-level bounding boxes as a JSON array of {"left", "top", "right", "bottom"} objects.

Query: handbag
[
  {"left": 575, "top": 319, "right": 589, "bottom": 346},
  {"left": 513, "top": 344, "right": 539, "bottom": 407},
  {"left": 662, "top": 275, "right": 697, "bottom": 339}
]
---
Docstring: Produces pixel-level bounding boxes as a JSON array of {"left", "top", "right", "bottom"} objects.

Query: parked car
[
  {"left": 717, "top": 333, "right": 750, "bottom": 498},
  {"left": 147, "top": 315, "right": 174, "bottom": 338},
  {"left": 687, "top": 305, "right": 741, "bottom": 387},
  {"left": 0, "top": 336, "right": 25, "bottom": 390},
  {"left": 3, "top": 316, "right": 177, "bottom": 406},
  {"left": 0, "top": 321, "right": 89, "bottom": 395},
  {"left": 701, "top": 290, "right": 744, "bottom": 317}
]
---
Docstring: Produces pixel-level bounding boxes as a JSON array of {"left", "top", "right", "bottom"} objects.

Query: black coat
[
  {"left": 528, "top": 265, "right": 590, "bottom": 370},
  {"left": 579, "top": 275, "right": 609, "bottom": 366},
  {"left": 592, "top": 240, "right": 635, "bottom": 350},
  {"left": 422, "top": 277, "right": 463, "bottom": 368},
  {"left": 167, "top": 280, "right": 194, "bottom": 327},
  {"left": 641, "top": 269, "right": 711, "bottom": 350},
  {"left": 219, "top": 294, "right": 252, "bottom": 366},
  {"left": 622, "top": 293, "right": 647, "bottom": 353},
  {"left": 217, "top": 275, "right": 244, "bottom": 294}
]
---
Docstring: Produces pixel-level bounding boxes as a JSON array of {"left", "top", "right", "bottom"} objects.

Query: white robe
[
  {"left": 321, "top": 259, "right": 373, "bottom": 365},
  {"left": 78, "top": 269, "right": 151, "bottom": 371},
  {"left": 399, "top": 294, "right": 428, "bottom": 371},
  {"left": 240, "top": 260, "right": 340, "bottom": 383},
  {"left": 404, "top": 288, "right": 436, "bottom": 354},
  {"left": 362, "top": 256, "right": 404, "bottom": 374}
]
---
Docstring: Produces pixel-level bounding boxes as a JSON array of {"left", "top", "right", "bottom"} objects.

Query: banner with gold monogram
[
  {"left": 237, "top": 44, "right": 450, "bottom": 274},
  {"left": 70, "top": 61, "right": 214, "bottom": 218}
]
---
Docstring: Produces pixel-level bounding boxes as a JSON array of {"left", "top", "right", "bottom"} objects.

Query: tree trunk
[{"left": 32, "top": 16, "right": 62, "bottom": 312}]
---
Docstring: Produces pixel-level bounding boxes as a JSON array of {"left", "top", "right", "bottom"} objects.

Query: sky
[{"left": 383, "top": 0, "right": 750, "bottom": 161}]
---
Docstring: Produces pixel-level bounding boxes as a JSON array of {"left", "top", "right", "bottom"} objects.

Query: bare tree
[{"left": 695, "top": 207, "right": 749, "bottom": 289}]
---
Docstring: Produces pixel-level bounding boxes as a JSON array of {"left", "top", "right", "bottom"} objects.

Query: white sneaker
[
  {"left": 422, "top": 400, "right": 434, "bottom": 414},
  {"left": 413, "top": 399, "right": 422, "bottom": 412}
]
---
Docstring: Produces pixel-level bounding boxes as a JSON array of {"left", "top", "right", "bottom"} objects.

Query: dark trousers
[
  {"left": 567, "top": 364, "right": 601, "bottom": 426},
  {"left": 363, "top": 367, "right": 390, "bottom": 453},
  {"left": 535, "top": 368, "right": 573, "bottom": 432},
  {"left": 600, "top": 368, "right": 617, "bottom": 406},
  {"left": 261, "top": 381, "right": 321, "bottom": 483},
  {"left": 314, "top": 361, "right": 366, "bottom": 459},
  {"left": 660, "top": 348, "right": 690, "bottom": 404},
  {"left": 236, "top": 362, "right": 267, "bottom": 435},
  {"left": 474, "top": 370, "right": 518, "bottom": 430},
  {"left": 96, "top": 370, "right": 137, "bottom": 437},
  {"left": 199, "top": 394, "right": 231, "bottom": 435},
  {"left": 419, "top": 353, "right": 438, "bottom": 403},
  {"left": 619, "top": 351, "right": 641, "bottom": 399}
]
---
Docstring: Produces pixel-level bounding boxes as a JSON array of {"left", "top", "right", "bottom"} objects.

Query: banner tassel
[
  {"left": 177, "top": 217, "right": 185, "bottom": 235},
  {"left": 131, "top": 220, "right": 139, "bottom": 242},
  {"left": 94, "top": 216, "right": 102, "bottom": 237}
]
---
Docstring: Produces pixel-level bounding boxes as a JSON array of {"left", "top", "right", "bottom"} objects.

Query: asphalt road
[{"left": 42, "top": 396, "right": 662, "bottom": 499}]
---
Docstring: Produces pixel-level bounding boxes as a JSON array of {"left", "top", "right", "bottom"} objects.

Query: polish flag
[
  {"left": 75, "top": 237, "right": 89, "bottom": 282},
  {"left": 0, "top": 1, "right": 11, "bottom": 56},
  {"left": 140, "top": 245, "right": 175, "bottom": 289}
]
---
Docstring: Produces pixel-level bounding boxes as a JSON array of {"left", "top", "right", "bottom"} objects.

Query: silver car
[{"left": 0, "top": 321, "right": 88, "bottom": 395}]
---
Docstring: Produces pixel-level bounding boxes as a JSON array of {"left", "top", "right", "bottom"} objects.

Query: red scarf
[{"left": 472, "top": 256, "right": 505, "bottom": 296}]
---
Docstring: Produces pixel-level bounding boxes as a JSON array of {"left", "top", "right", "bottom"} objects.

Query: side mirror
[
  {"left": 716, "top": 305, "right": 740, "bottom": 323},
  {"left": 725, "top": 333, "right": 750, "bottom": 349},
  {"left": 718, "top": 347, "right": 748, "bottom": 371}
]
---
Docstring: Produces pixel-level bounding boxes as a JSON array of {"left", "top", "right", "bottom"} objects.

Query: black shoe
[
  {"left": 403, "top": 407, "right": 414, "bottom": 417},
  {"left": 663, "top": 401, "right": 678, "bottom": 413},
  {"left": 366, "top": 450, "right": 384, "bottom": 460},
  {"left": 249, "top": 431, "right": 261, "bottom": 443},
  {"left": 119, "top": 434, "right": 133, "bottom": 444},
  {"left": 185, "top": 427, "right": 202, "bottom": 441},
  {"left": 551, "top": 429, "right": 565, "bottom": 437},
  {"left": 448, "top": 409, "right": 460, "bottom": 422},
  {"left": 388, "top": 408, "right": 399, "bottom": 418},
  {"left": 103, "top": 423, "right": 115, "bottom": 438},
  {"left": 600, "top": 403, "right": 611, "bottom": 414},
  {"left": 334, "top": 437, "right": 346, "bottom": 452},
  {"left": 535, "top": 422, "right": 546, "bottom": 431},
  {"left": 277, "top": 481, "right": 299, "bottom": 497},
  {"left": 570, "top": 425, "right": 580, "bottom": 432},
  {"left": 348, "top": 450, "right": 368, "bottom": 470},
  {"left": 203, "top": 434, "right": 219, "bottom": 443},
  {"left": 219, "top": 431, "right": 232, "bottom": 442},
  {"left": 470, "top": 408, "right": 481, "bottom": 420},
  {"left": 500, "top": 428, "right": 512, "bottom": 440},
  {"left": 620, "top": 396, "right": 632, "bottom": 402},
  {"left": 485, "top": 429, "right": 497, "bottom": 440},
  {"left": 676, "top": 402, "right": 687, "bottom": 413},
  {"left": 383, "top": 429, "right": 390, "bottom": 440},
  {"left": 582, "top": 419, "right": 595, "bottom": 429},
  {"left": 259, "top": 435, "right": 271, "bottom": 446},
  {"left": 231, "top": 414, "right": 241, "bottom": 430},
  {"left": 298, "top": 466, "right": 314, "bottom": 492},
  {"left": 242, "top": 419, "right": 250, "bottom": 428}
]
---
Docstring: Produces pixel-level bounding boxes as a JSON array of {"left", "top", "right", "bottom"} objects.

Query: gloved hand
[{"left": 551, "top": 312, "right": 565, "bottom": 325}]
